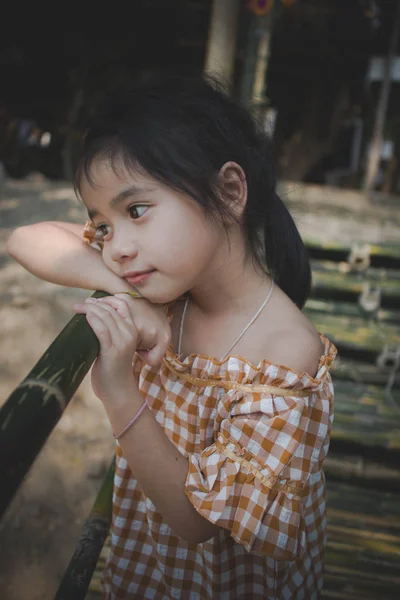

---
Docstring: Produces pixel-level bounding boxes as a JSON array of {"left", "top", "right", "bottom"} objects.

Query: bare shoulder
[
  {"left": 258, "top": 284, "right": 325, "bottom": 376},
  {"left": 264, "top": 324, "right": 324, "bottom": 377}
]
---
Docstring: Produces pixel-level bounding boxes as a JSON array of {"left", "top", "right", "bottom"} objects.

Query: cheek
[
  {"left": 101, "top": 248, "right": 117, "bottom": 273},
  {"left": 159, "top": 220, "right": 220, "bottom": 270}
]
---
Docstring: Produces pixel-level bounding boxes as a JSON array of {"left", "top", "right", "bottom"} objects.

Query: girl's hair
[{"left": 75, "top": 74, "right": 311, "bottom": 308}]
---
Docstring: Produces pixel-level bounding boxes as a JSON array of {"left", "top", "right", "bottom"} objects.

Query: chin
[{"left": 145, "top": 289, "right": 185, "bottom": 305}]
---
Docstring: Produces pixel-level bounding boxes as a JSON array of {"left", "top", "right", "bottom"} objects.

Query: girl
[{"left": 7, "top": 75, "right": 336, "bottom": 599}]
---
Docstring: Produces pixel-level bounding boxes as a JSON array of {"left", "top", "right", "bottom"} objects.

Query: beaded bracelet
[{"left": 113, "top": 400, "right": 148, "bottom": 440}]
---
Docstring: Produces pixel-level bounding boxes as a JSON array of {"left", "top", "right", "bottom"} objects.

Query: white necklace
[{"left": 177, "top": 279, "right": 275, "bottom": 361}]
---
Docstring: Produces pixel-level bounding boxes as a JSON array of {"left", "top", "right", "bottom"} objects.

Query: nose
[{"left": 109, "top": 225, "right": 139, "bottom": 263}]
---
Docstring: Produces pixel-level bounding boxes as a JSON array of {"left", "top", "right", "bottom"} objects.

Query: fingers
[
  {"left": 112, "top": 294, "right": 139, "bottom": 322},
  {"left": 74, "top": 299, "right": 137, "bottom": 350},
  {"left": 143, "top": 331, "right": 171, "bottom": 366},
  {"left": 73, "top": 295, "right": 171, "bottom": 367},
  {"left": 94, "top": 295, "right": 133, "bottom": 320},
  {"left": 83, "top": 307, "right": 113, "bottom": 349},
  {"left": 87, "top": 297, "right": 143, "bottom": 347},
  {"left": 92, "top": 295, "right": 139, "bottom": 331},
  {"left": 109, "top": 295, "right": 172, "bottom": 365},
  {"left": 103, "top": 295, "right": 160, "bottom": 353},
  {"left": 86, "top": 298, "right": 131, "bottom": 332}
]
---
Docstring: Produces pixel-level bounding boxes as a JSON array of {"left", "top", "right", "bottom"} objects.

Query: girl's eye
[{"left": 129, "top": 204, "right": 148, "bottom": 219}]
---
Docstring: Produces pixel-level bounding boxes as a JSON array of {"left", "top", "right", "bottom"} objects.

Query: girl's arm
[
  {"left": 6, "top": 221, "right": 132, "bottom": 294},
  {"left": 75, "top": 294, "right": 219, "bottom": 544}
]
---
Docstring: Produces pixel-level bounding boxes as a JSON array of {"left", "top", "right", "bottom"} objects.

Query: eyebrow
[{"left": 87, "top": 184, "right": 155, "bottom": 220}]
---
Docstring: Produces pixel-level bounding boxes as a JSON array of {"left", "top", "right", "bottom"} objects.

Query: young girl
[{"left": 7, "top": 75, "right": 336, "bottom": 599}]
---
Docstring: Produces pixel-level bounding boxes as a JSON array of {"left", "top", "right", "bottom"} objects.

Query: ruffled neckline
[{"left": 163, "top": 333, "right": 337, "bottom": 393}]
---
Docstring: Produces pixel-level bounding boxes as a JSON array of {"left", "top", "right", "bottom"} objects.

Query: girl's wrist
[
  {"left": 99, "top": 378, "right": 141, "bottom": 409},
  {"left": 100, "top": 380, "right": 146, "bottom": 436},
  {"left": 94, "top": 270, "right": 134, "bottom": 296}
]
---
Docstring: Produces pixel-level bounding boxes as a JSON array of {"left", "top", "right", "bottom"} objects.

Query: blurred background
[
  {"left": 0, "top": 1, "right": 400, "bottom": 599},
  {"left": 0, "top": 0, "right": 399, "bottom": 190}
]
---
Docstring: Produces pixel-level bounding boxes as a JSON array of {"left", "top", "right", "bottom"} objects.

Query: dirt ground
[{"left": 1, "top": 176, "right": 400, "bottom": 600}]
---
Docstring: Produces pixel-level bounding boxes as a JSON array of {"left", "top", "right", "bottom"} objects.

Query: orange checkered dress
[
  {"left": 103, "top": 336, "right": 336, "bottom": 599},
  {"left": 82, "top": 222, "right": 337, "bottom": 599}
]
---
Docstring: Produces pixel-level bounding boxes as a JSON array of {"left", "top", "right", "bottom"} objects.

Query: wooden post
[
  {"left": 237, "top": 5, "right": 274, "bottom": 116},
  {"left": 252, "top": 11, "right": 273, "bottom": 110},
  {"left": 364, "top": 0, "right": 400, "bottom": 192},
  {"left": 204, "top": 0, "right": 241, "bottom": 88}
]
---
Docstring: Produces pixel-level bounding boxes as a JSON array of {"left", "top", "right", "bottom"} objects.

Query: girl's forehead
[
  {"left": 79, "top": 164, "right": 154, "bottom": 221},
  {"left": 78, "top": 159, "right": 159, "bottom": 207},
  {"left": 82, "top": 158, "right": 150, "bottom": 190}
]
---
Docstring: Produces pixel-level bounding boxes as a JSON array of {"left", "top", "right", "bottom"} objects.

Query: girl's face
[{"left": 80, "top": 159, "right": 224, "bottom": 303}]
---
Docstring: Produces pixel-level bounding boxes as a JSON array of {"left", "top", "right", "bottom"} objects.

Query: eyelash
[{"left": 95, "top": 204, "right": 149, "bottom": 237}]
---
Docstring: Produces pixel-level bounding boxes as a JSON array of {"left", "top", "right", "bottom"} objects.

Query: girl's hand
[{"left": 73, "top": 295, "right": 171, "bottom": 403}]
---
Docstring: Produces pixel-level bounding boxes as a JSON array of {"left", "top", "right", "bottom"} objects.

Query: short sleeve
[
  {"left": 185, "top": 388, "right": 326, "bottom": 561},
  {"left": 82, "top": 220, "right": 104, "bottom": 251}
]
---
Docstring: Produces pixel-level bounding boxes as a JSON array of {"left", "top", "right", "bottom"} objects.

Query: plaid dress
[
  {"left": 82, "top": 222, "right": 337, "bottom": 598},
  {"left": 102, "top": 334, "right": 336, "bottom": 599}
]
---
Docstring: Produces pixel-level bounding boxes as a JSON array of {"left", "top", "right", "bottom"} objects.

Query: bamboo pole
[
  {"left": 54, "top": 458, "right": 115, "bottom": 600},
  {"left": 364, "top": 0, "right": 400, "bottom": 191},
  {"left": 0, "top": 291, "right": 107, "bottom": 520},
  {"left": 306, "top": 242, "right": 400, "bottom": 270}
]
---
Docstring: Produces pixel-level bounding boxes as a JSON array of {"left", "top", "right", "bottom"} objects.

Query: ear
[{"left": 218, "top": 161, "right": 247, "bottom": 219}]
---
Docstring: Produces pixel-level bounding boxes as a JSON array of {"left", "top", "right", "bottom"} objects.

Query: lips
[{"left": 123, "top": 270, "right": 156, "bottom": 285}]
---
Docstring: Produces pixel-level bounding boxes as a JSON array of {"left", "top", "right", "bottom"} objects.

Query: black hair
[{"left": 75, "top": 74, "right": 311, "bottom": 309}]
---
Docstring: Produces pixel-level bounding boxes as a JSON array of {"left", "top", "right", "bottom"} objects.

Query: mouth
[{"left": 123, "top": 269, "right": 156, "bottom": 285}]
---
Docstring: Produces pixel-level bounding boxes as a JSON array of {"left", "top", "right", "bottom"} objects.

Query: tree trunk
[{"left": 364, "top": 1, "right": 400, "bottom": 192}]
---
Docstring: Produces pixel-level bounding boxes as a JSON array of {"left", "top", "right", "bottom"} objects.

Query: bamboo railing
[
  {"left": 54, "top": 458, "right": 115, "bottom": 600},
  {"left": 0, "top": 291, "right": 112, "bottom": 600},
  {"left": 0, "top": 291, "right": 108, "bottom": 520}
]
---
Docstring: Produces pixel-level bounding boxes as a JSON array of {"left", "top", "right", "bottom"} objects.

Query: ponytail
[{"left": 263, "top": 192, "right": 311, "bottom": 309}]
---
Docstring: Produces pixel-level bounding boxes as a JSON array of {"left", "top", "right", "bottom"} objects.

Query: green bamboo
[
  {"left": 0, "top": 291, "right": 108, "bottom": 520},
  {"left": 306, "top": 298, "right": 400, "bottom": 325},
  {"left": 311, "top": 268, "right": 400, "bottom": 299},
  {"left": 311, "top": 259, "right": 400, "bottom": 282},
  {"left": 305, "top": 238, "right": 400, "bottom": 261},
  {"left": 324, "top": 455, "right": 400, "bottom": 490},
  {"left": 331, "top": 357, "right": 400, "bottom": 387},
  {"left": 322, "top": 480, "right": 400, "bottom": 599},
  {"left": 326, "top": 480, "right": 400, "bottom": 522},
  {"left": 307, "top": 312, "right": 400, "bottom": 352},
  {"left": 333, "top": 379, "right": 400, "bottom": 419},
  {"left": 328, "top": 378, "right": 400, "bottom": 455},
  {"left": 54, "top": 458, "right": 115, "bottom": 600}
]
